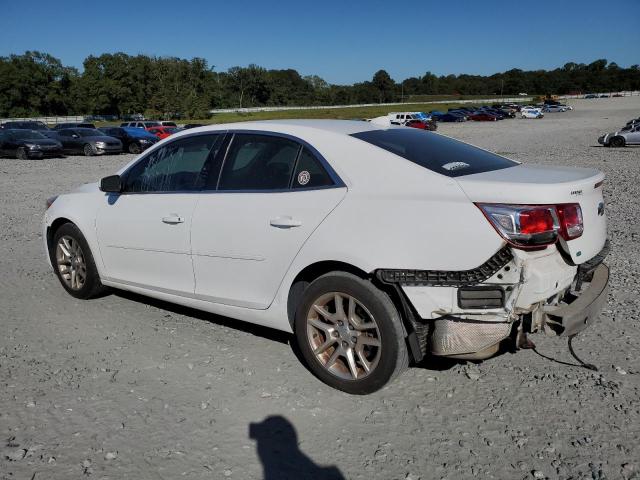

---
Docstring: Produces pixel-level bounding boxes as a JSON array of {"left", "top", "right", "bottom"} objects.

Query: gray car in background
[
  {"left": 54, "top": 128, "right": 123, "bottom": 156},
  {"left": 598, "top": 124, "right": 640, "bottom": 147}
]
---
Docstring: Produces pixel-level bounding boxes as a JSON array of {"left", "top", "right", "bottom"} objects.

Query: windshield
[
  {"left": 351, "top": 129, "right": 518, "bottom": 178},
  {"left": 11, "top": 130, "right": 47, "bottom": 140}
]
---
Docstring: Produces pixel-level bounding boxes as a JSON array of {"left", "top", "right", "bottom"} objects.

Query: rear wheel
[
  {"left": 294, "top": 272, "right": 408, "bottom": 394},
  {"left": 16, "top": 147, "right": 28, "bottom": 160},
  {"left": 50, "top": 223, "right": 107, "bottom": 299},
  {"left": 128, "top": 142, "right": 141, "bottom": 154},
  {"left": 83, "top": 144, "right": 94, "bottom": 156},
  {"left": 610, "top": 136, "right": 625, "bottom": 148}
]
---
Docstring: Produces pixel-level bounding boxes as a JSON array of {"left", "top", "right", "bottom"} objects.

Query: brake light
[
  {"left": 477, "top": 204, "right": 559, "bottom": 248},
  {"left": 556, "top": 203, "right": 583, "bottom": 240},
  {"left": 477, "top": 203, "right": 585, "bottom": 249},
  {"left": 519, "top": 208, "right": 556, "bottom": 235}
]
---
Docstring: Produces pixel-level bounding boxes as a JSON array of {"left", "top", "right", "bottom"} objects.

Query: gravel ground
[{"left": 1, "top": 98, "right": 639, "bottom": 480}]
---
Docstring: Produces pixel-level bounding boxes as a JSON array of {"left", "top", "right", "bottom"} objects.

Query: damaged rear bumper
[
  {"left": 377, "top": 242, "right": 610, "bottom": 361},
  {"left": 542, "top": 263, "right": 609, "bottom": 337}
]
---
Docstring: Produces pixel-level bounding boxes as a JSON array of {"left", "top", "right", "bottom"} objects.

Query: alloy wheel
[
  {"left": 306, "top": 292, "right": 382, "bottom": 381},
  {"left": 55, "top": 235, "right": 87, "bottom": 290}
]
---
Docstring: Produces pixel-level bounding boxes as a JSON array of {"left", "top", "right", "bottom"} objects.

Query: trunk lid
[{"left": 455, "top": 164, "right": 607, "bottom": 264}]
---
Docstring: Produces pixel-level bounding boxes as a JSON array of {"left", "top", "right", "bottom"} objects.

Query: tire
[
  {"left": 294, "top": 272, "right": 409, "bottom": 395},
  {"left": 83, "top": 144, "right": 95, "bottom": 156},
  {"left": 610, "top": 136, "right": 625, "bottom": 148},
  {"left": 16, "top": 147, "right": 28, "bottom": 160},
  {"left": 50, "top": 223, "right": 107, "bottom": 299},
  {"left": 128, "top": 142, "right": 141, "bottom": 154}
]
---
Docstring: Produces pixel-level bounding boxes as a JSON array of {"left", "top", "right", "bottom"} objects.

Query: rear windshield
[{"left": 350, "top": 128, "right": 517, "bottom": 177}]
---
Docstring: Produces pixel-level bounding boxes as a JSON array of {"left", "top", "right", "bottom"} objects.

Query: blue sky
[{"left": 1, "top": 0, "right": 638, "bottom": 84}]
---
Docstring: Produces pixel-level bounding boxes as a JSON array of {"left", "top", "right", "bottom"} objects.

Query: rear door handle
[
  {"left": 270, "top": 216, "right": 302, "bottom": 228},
  {"left": 162, "top": 215, "right": 185, "bottom": 224}
]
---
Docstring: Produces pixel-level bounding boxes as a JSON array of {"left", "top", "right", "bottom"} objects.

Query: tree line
[{"left": 1, "top": 51, "right": 639, "bottom": 119}]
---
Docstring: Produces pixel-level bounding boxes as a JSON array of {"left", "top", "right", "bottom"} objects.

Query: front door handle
[
  {"left": 270, "top": 216, "right": 302, "bottom": 228},
  {"left": 162, "top": 215, "right": 185, "bottom": 224}
]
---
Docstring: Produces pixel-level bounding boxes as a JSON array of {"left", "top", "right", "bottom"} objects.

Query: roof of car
[{"left": 187, "top": 119, "right": 382, "bottom": 136}]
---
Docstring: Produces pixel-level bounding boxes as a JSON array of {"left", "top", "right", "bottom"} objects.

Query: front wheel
[
  {"left": 294, "top": 272, "right": 408, "bottom": 394},
  {"left": 50, "top": 223, "right": 107, "bottom": 299},
  {"left": 16, "top": 147, "right": 28, "bottom": 160},
  {"left": 83, "top": 144, "right": 95, "bottom": 156},
  {"left": 610, "top": 136, "right": 625, "bottom": 148},
  {"left": 128, "top": 142, "right": 141, "bottom": 154}
]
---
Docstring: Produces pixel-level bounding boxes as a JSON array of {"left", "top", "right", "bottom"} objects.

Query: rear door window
[
  {"left": 350, "top": 129, "right": 517, "bottom": 177},
  {"left": 217, "top": 134, "right": 301, "bottom": 191}
]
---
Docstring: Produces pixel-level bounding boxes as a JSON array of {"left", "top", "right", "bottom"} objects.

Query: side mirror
[{"left": 100, "top": 175, "right": 123, "bottom": 193}]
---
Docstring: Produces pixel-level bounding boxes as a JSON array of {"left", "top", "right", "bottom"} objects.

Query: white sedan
[
  {"left": 43, "top": 120, "right": 609, "bottom": 394},
  {"left": 521, "top": 107, "right": 544, "bottom": 119}
]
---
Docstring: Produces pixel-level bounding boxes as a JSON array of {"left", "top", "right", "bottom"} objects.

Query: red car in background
[
  {"left": 146, "top": 126, "right": 178, "bottom": 139},
  {"left": 469, "top": 112, "right": 499, "bottom": 121},
  {"left": 405, "top": 119, "right": 437, "bottom": 131}
]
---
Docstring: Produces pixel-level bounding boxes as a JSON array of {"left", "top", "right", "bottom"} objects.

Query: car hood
[{"left": 70, "top": 182, "right": 100, "bottom": 194}]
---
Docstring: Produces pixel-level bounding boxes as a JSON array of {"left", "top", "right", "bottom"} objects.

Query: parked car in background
[
  {"left": 432, "top": 112, "right": 466, "bottom": 122},
  {"left": 404, "top": 119, "right": 437, "bottom": 131},
  {"left": 0, "top": 129, "right": 63, "bottom": 159},
  {"left": 43, "top": 120, "right": 610, "bottom": 394},
  {"left": 121, "top": 121, "right": 161, "bottom": 129},
  {"left": 585, "top": 94, "right": 598, "bottom": 99},
  {"left": 1, "top": 120, "right": 50, "bottom": 131},
  {"left": 521, "top": 107, "right": 544, "bottom": 119},
  {"left": 478, "top": 108, "right": 506, "bottom": 119},
  {"left": 387, "top": 112, "right": 432, "bottom": 125},
  {"left": 598, "top": 125, "right": 640, "bottom": 147},
  {"left": 147, "top": 126, "right": 179, "bottom": 139},
  {"left": 469, "top": 112, "right": 499, "bottom": 121},
  {"left": 53, "top": 122, "right": 96, "bottom": 130},
  {"left": 183, "top": 123, "right": 205, "bottom": 129},
  {"left": 99, "top": 127, "right": 159, "bottom": 154},
  {"left": 159, "top": 121, "right": 178, "bottom": 127},
  {"left": 542, "top": 105, "right": 569, "bottom": 113},
  {"left": 55, "top": 128, "right": 122, "bottom": 156}
]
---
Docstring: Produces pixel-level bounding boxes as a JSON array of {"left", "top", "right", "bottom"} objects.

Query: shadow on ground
[
  {"left": 113, "top": 290, "right": 290, "bottom": 345},
  {"left": 250, "top": 416, "right": 345, "bottom": 480}
]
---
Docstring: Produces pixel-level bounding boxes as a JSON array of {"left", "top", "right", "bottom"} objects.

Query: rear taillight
[
  {"left": 556, "top": 203, "right": 583, "bottom": 240},
  {"left": 477, "top": 203, "right": 583, "bottom": 249}
]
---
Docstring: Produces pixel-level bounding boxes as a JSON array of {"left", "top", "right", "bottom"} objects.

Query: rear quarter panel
[{"left": 272, "top": 139, "right": 505, "bottom": 313}]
